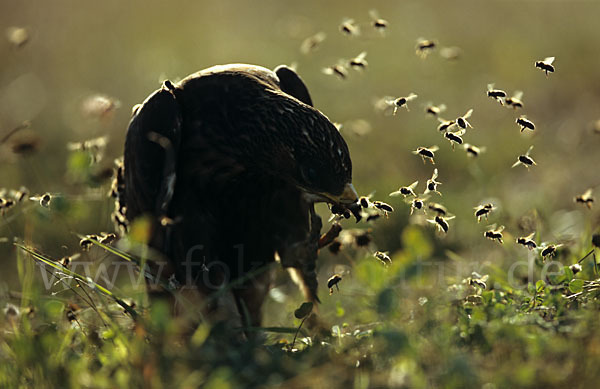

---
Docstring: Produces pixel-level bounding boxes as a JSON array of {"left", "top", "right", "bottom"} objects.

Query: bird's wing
[
  {"left": 274, "top": 65, "right": 314, "bottom": 107},
  {"left": 124, "top": 82, "right": 182, "bottom": 221}
]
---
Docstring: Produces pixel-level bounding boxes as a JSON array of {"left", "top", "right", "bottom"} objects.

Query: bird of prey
[{"left": 114, "top": 64, "right": 358, "bottom": 326}]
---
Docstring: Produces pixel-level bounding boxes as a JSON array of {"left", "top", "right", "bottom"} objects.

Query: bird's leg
[
  {"left": 300, "top": 203, "right": 322, "bottom": 301},
  {"left": 279, "top": 203, "right": 322, "bottom": 302},
  {"left": 318, "top": 222, "right": 342, "bottom": 249}
]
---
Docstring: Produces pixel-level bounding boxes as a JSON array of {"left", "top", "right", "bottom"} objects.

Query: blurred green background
[{"left": 2, "top": 1, "right": 600, "bottom": 386}]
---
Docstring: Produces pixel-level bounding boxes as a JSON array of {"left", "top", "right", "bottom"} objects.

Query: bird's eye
[{"left": 302, "top": 167, "right": 318, "bottom": 183}]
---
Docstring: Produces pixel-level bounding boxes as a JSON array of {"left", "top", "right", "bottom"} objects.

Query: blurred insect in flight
[
  {"left": 516, "top": 116, "right": 535, "bottom": 132},
  {"left": 484, "top": 225, "right": 505, "bottom": 244},
  {"left": 366, "top": 212, "right": 381, "bottom": 222},
  {"left": 373, "top": 201, "right": 394, "bottom": 216},
  {"left": 455, "top": 109, "right": 473, "bottom": 130},
  {"left": 593, "top": 119, "right": 600, "bottom": 135},
  {"left": 327, "top": 274, "right": 343, "bottom": 294},
  {"left": 30, "top": 193, "right": 52, "bottom": 208},
  {"left": 99, "top": 232, "right": 118, "bottom": 245},
  {"left": 437, "top": 118, "right": 455, "bottom": 132},
  {"left": 474, "top": 203, "right": 494, "bottom": 222},
  {"left": 424, "top": 168, "right": 442, "bottom": 196},
  {"left": 425, "top": 103, "right": 447, "bottom": 117},
  {"left": 0, "top": 198, "right": 15, "bottom": 214},
  {"left": 444, "top": 129, "right": 465, "bottom": 150},
  {"left": 505, "top": 91, "right": 524, "bottom": 109},
  {"left": 409, "top": 197, "right": 428, "bottom": 215},
  {"left": 359, "top": 194, "right": 372, "bottom": 209},
  {"left": 6, "top": 27, "right": 30, "bottom": 49},
  {"left": 373, "top": 251, "right": 392, "bottom": 266},
  {"left": 322, "top": 64, "right": 348, "bottom": 80},
  {"left": 348, "top": 51, "right": 368, "bottom": 70},
  {"left": 487, "top": 84, "right": 507, "bottom": 105},
  {"left": 339, "top": 18, "right": 360, "bottom": 36},
  {"left": 11, "top": 186, "right": 29, "bottom": 203},
  {"left": 516, "top": 232, "right": 537, "bottom": 250},
  {"left": 540, "top": 243, "right": 562, "bottom": 260},
  {"left": 463, "top": 143, "right": 485, "bottom": 157},
  {"left": 574, "top": 189, "right": 594, "bottom": 209},
  {"left": 512, "top": 146, "right": 536, "bottom": 169},
  {"left": 390, "top": 93, "right": 418, "bottom": 114},
  {"left": 300, "top": 32, "right": 326, "bottom": 54},
  {"left": 413, "top": 146, "right": 438, "bottom": 165},
  {"left": 389, "top": 181, "right": 418, "bottom": 198},
  {"left": 369, "top": 10, "right": 388, "bottom": 33},
  {"left": 428, "top": 202, "right": 448, "bottom": 216},
  {"left": 440, "top": 46, "right": 462, "bottom": 61},
  {"left": 79, "top": 235, "right": 99, "bottom": 251},
  {"left": 468, "top": 273, "right": 489, "bottom": 289},
  {"left": 535, "top": 56, "right": 555, "bottom": 76},
  {"left": 415, "top": 38, "right": 436, "bottom": 58},
  {"left": 428, "top": 215, "right": 455, "bottom": 234},
  {"left": 58, "top": 253, "right": 81, "bottom": 269},
  {"left": 81, "top": 95, "right": 120, "bottom": 121}
]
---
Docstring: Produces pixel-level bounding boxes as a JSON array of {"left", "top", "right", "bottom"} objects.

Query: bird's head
[
  {"left": 292, "top": 121, "right": 357, "bottom": 206},
  {"left": 183, "top": 64, "right": 359, "bottom": 207}
]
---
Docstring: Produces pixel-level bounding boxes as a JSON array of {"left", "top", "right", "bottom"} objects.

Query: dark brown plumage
[{"left": 116, "top": 64, "right": 357, "bottom": 326}]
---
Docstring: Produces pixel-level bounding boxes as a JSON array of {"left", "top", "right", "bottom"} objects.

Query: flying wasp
[
  {"left": 369, "top": 10, "right": 388, "bottom": 32},
  {"left": 444, "top": 129, "right": 465, "bottom": 150},
  {"left": 540, "top": 243, "right": 563, "bottom": 260},
  {"left": 409, "top": 197, "right": 428, "bottom": 215},
  {"left": 468, "top": 273, "right": 489, "bottom": 289},
  {"left": 487, "top": 84, "right": 507, "bottom": 105},
  {"left": 300, "top": 32, "right": 326, "bottom": 54},
  {"left": 373, "top": 201, "right": 394, "bottom": 216},
  {"left": 425, "top": 103, "right": 447, "bottom": 117},
  {"left": 413, "top": 146, "right": 439, "bottom": 165},
  {"left": 339, "top": 19, "right": 360, "bottom": 36},
  {"left": 427, "top": 215, "right": 455, "bottom": 234},
  {"left": 30, "top": 193, "right": 52, "bottom": 208},
  {"left": 505, "top": 91, "right": 524, "bottom": 109},
  {"left": 516, "top": 232, "right": 537, "bottom": 250},
  {"left": 437, "top": 118, "right": 455, "bottom": 132},
  {"left": 428, "top": 202, "right": 448, "bottom": 216},
  {"left": 79, "top": 235, "right": 99, "bottom": 251},
  {"left": 424, "top": 168, "right": 442, "bottom": 196},
  {"left": 574, "top": 189, "right": 594, "bottom": 209},
  {"left": 390, "top": 93, "right": 418, "bottom": 114},
  {"left": 535, "top": 56, "right": 555, "bottom": 76},
  {"left": 99, "top": 232, "right": 118, "bottom": 245},
  {"left": 322, "top": 64, "right": 348, "bottom": 80},
  {"left": 455, "top": 109, "right": 473, "bottom": 130},
  {"left": 374, "top": 251, "right": 392, "bottom": 266},
  {"left": 0, "top": 198, "right": 15, "bottom": 214},
  {"left": 327, "top": 274, "right": 343, "bottom": 295},
  {"left": 484, "top": 225, "right": 505, "bottom": 244},
  {"left": 11, "top": 186, "right": 29, "bottom": 202},
  {"left": 463, "top": 143, "right": 485, "bottom": 157},
  {"left": 389, "top": 180, "right": 418, "bottom": 198},
  {"left": 348, "top": 51, "right": 368, "bottom": 70},
  {"left": 516, "top": 116, "right": 535, "bottom": 132},
  {"left": 416, "top": 38, "right": 436, "bottom": 58},
  {"left": 512, "top": 146, "right": 536, "bottom": 169},
  {"left": 474, "top": 203, "right": 494, "bottom": 222}
]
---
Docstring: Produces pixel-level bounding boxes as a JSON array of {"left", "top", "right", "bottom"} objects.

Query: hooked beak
[
  {"left": 320, "top": 183, "right": 359, "bottom": 205},
  {"left": 301, "top": 183, "right": 359, "bottom": 205}
]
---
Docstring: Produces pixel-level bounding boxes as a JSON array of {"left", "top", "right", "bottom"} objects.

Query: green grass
[{"left": 2, "top": 223, "right": 600, "bottom": 387}]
